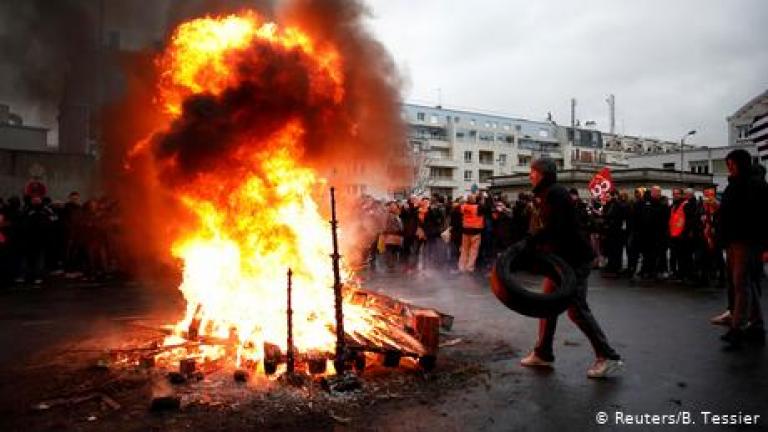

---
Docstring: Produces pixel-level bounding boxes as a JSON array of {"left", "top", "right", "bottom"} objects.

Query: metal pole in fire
[
  {"left": 329, "top": 187, "right": 346, "bottom": 374},
  {"left": 286, "top": 268, "right": 295, "bottom": 375}
]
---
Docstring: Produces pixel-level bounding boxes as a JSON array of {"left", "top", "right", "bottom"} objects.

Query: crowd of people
[
  {"left": 356, "top": 149, "right": 766, "bottom": 357},
  {"left": 358, "top": 155, "right": 768, "bottom": 292},
  {"left": 0, "top": 181, "right": 123, "bottom": 287}
]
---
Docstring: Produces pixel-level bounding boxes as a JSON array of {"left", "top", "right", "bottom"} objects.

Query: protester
[
  {"left": 448, "top": 198, "right": 464, "bottom": 269},
  {"left": 637, "top": 186, "right": 668, "bottom": 281},
  {"left": 601, "top": 190, "right": 627, "bottom": 276},
  {"left": 381, "top": 201, "right": 404, "bottom": 271},
  {"left": 421, "top": 196, "right": 448, "bottom": 269},
  {"left": 20, "top": 196, "right": 56, "bottom": 284},
  {"left": 717, "top": 149, "right": 767, "bottom": 348},
  {"left": 457, "top": 193, "right": 490, "bottom": 273},
  {"left": 519, "top": 158, "right": 624, "bottom": 378},
  {"left": 624, "top": 187, "right": 646, "bottom": 278}
]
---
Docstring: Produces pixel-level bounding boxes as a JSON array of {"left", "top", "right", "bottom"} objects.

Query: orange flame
[{"left": 137, "top": 12, "right": 385, "bottom": 368}]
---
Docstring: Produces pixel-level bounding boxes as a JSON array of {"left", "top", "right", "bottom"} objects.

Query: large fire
[{"left": 132, "top": 11, "right": 399, "bottom": 373}]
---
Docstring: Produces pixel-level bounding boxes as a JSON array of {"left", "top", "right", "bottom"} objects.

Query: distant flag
[{"left": 589, "top": 167, "right": 614, "bottom": 200}]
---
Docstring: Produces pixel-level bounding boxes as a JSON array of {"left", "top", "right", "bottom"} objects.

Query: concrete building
[
  {"left": 602, "top": 132, "right": 693, "bottom": 155},
  {"left": 403, "top": 104, "right": 561, "bottom": 199},
  {"left": 403, "top": 103, "right": 693, "bottom": 199},
  {"left": 727, "top": 89, "right": 768, "bottom": 149},
  {"left": 626, "top": 143, "right": 757, "bottom": 191},
  {"left": 0, "top": 104, "right": 97, "bottom": 198},
  {"left": 751, "top": 112, "right": 768, "bottom": 167},
  {"left": 0, "top": 105, "right": 49, "bottom": 153},
  {"left": 403, "top": 104, "right": 644, "bottom": 199},
  {"left": 727, "top": 89, "right": 768, "bottom": 168}
]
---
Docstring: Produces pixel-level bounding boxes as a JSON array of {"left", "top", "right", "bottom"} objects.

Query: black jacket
[
  {"left": 530, "top": 176, "right": 595, "bottom": 266},
  {"left": 719, "top": 174, "right": 768, "bottom": 248},
  {"left": 422, "top": 205, "right": 446, "bottom": 238}
]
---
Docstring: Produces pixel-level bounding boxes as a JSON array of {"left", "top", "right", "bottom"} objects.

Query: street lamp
[{"left": 680, "top": 130, "right": 696, "bottom": 181}]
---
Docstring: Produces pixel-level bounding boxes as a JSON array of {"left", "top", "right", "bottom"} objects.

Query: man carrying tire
[{"left": 519, "top": 158, "right": 624, "bottom": 378}]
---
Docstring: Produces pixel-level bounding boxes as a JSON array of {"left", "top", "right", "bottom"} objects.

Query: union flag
[{"left": 588, "top": 167, "right": 613, "bottom": 200}]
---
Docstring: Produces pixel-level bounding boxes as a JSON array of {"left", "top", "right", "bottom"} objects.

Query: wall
[
  {"left": 0, "top": 149, "right": 98, "bottom": 200},
  {"left": 0, "top": 124, "right": 49, "bottom": 152}
]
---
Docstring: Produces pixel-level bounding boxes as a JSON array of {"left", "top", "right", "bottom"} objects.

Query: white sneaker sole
[
  {"left": 588, "top": 361, "right": 624, "bottom": 379},
  {"left": 520, "top": 359, "right": 553, "bottom": 368}
]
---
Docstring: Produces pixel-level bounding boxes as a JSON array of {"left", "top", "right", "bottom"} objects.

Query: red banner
[{"left": 588, "top": 167, "right": 613, "bottom": 200}]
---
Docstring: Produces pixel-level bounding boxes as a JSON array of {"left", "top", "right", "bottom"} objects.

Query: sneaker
[
  {"left": 710, "top": 310, "right": 732, "bottom": 326},
  {"left": 520, "top": 352, "right": 553, "bottom": 368},
  {"left": 720, "top": 328, "right": 744, "bottom": 348},
  {"left": 33, "top": 279, "right": 43, "bottom": 285},
  {"left": 745, "top": 325, "right": 766, "bottom": 347},
  {"left": 587, "top": 358, "right": 624, "bottom": 379}
]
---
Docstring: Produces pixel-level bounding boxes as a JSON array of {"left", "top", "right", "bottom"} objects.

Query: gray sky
[{"left": 365, "top": 0, "right": 768, "bottom": 146}]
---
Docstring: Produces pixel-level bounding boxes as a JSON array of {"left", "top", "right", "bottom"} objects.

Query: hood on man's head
[{"left": 531, "top": 158, "right": 557, "bottom": 186}]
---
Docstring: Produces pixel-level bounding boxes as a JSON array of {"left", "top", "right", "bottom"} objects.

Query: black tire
[
  {"left": 490, "top": 240, "right": 577, "bottom": 318},
  {"left": 418, "top": 355, "right": 436, "bottom": 372}
]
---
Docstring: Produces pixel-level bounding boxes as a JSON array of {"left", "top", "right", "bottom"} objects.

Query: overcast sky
[{"left": 365, "top": 0, "right": 768, "bottom": 146}]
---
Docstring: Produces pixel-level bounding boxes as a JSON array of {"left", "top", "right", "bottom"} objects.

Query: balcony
[
  {"left": 427, "top": 157, "right": 459, "bottom": 168},
  {"left": 428, "top": 177, "right": 458, "bottom": 188},
  {"left": 427, "top": 138, "right": 451, "bottom": 148}
]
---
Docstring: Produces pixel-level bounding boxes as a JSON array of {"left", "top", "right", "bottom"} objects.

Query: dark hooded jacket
[
  {"left": 719, "top": 166, "right": 768, "bottom": 248},
  {"left": 529, "top": 159, "right": 595, "bottom": 266}
]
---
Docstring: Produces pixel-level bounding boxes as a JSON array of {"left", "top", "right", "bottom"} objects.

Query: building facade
[
  {"left": 727, "top": 89, "right": 768, "bottom": 151},
  {"left": 403, "top": 104, "right": 562, "bottom": 199},
  {"left": 403, "top": 103, "right": 690, "bottom": 199},
  {"left": 626, "top": 144, "right": 758, "bottom": 191},
  {"left": 727, "top": 89, "right": 768, "bottom": 168}
]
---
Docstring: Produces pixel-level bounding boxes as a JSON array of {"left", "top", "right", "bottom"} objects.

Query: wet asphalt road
[{"left": 0, "top": 271, "right": 766, "bottom": 431}]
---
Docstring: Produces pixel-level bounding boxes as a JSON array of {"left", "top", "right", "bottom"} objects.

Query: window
[
  {"left": 498, "top": 154, "right": 507, "bottom": 165},
  {"left": 479, "top": 131, "right": 494, "bottom": 142},
  {"left": 491, "top": 121, "right": 498, "bottom": 129},
  {"left": 454, "top": 116, "right": 460, "bottom": 123},
  {"left": 470, "top": 119, "right": 476, "bottom": 126},
  {"left": 479, "top": 151, "right": 494, "bottom": 165},
  {"left": 464, "top": 170, "right": 473, "bottom": 181},
  {"left": 503, "top": 123, "right": 511, "bottom": 131},
  {"left": 497, "top": 133, "right": 514, "bottom": 144},
  {"left": 464, "top": 151, "right": 473, "bottom": 163},
  {"left": 518, "top": 155, "right": 532, "bottom": 166},
  {"left": 515, "top": 125, "right": 522, "bottom": 132},
  {"left": 469, "top": 130, "right": 477, "bottom": 139},
  {"left": 690, "top": 161, "right": 709, "bottom": 174},
  {"left": 479, "top": 170, "right": 494, "bottom": 183},
  {"left": 455, "top": 130, "right": 465, "bottom": 141},
  {"left": 663, "top": 162, "right": 676, "bottom": 170},
  {"left": 429, "top": 167, "right": 453, "bottom": 180},
  {"left": 430, "top": 114, "right": 439, "bottom": 124},
  {"left": 712, "top": 159, "right": 728, "bottom": 174},
  {"left": 430, "top": 148, "right": 450, "bottom": 160},
  {"left": 484, "top": 121, "right": 491, "bottom": 128},
  {"left": 416, "top": 112, "right": 425, "bottom": 121},
  {"left": 538, "top": 129, "right": 549, "bottom": 138}
]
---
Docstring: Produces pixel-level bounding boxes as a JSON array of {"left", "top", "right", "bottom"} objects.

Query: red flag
[{"left": 588, "top": 167, "right": 613, "bottom": 200}]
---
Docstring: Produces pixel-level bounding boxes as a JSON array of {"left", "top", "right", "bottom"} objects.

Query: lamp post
[{"left": 680, "top": 130, "right": 696, "bottom": 182}]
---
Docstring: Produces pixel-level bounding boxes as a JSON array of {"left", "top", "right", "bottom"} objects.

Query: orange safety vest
[
  {"left": 669, "top": 203, "right": 686, "bottom": 238},
  {"left": 461, "top": 204, "right": 484, "bottom": 229}
]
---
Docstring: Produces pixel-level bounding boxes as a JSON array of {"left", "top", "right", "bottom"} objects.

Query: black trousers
[
  {"left": 604, "top": 231, "right": 624, "bottom": 272},
  {"left": 534, "top": 263, "right": 620, "bottom": 361}
]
